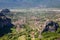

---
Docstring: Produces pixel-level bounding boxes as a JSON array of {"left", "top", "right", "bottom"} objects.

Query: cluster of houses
[{"left": 12, "top": 15, "right": 59, "bottom": 34}]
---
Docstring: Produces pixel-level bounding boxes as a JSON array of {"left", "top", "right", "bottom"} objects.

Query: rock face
[
  {"left": 1, "top": 9, "right": 10, "bottom": 15},
  {"left": 0, "top": 9, "right": 13, "bottom": 37},
  {"left": 43, "top": 21, "right": 59, "bottom": 32}
]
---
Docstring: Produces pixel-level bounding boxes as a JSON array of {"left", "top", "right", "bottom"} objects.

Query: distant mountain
[{"left": 0, "top": 0, "right": 60, "bottom": 9}]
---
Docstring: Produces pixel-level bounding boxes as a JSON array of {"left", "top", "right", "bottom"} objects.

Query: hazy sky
[{"left": 0, "top": 0, "right": 60, "bottom": 9}]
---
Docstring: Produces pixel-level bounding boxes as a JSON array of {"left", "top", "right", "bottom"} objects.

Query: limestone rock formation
[
  {"left": 43, "top": 21, "right": 59, "bottom": 32},
  {"left": 0, "top": 9, "right": 13, "bottom": 37}
]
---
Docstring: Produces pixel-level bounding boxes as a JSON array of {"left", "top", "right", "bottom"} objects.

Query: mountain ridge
[{"left": 0, "top": 0, "right": 60, "bottom": 9}]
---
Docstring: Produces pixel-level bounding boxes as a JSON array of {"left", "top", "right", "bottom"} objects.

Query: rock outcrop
[
  {"left": 43, "top": 21, "right": 59, "bottom": 32},
  {"left": 0, "top": 9, "right": 13, "bottom": 37}
]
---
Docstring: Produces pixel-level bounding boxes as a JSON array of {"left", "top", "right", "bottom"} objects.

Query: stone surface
[
  {"left": 0, "top": 9, "right": 13, "bottom": 37},
  {"left": 43, "top": 21, "right": 59, "bottom": 32}
]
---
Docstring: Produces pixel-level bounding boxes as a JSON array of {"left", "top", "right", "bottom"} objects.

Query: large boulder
[
  {"left": 43, "top": 21, "right": 59, "bottom": 32},
  {"left": 0, "top": 9, "right": 13, "bottom": 37},
  {"left": 1, "top": 9, "right": 10, "bottom": 15},
  {"left": 1, "top": 9, "right": 10, "bottom": 13}
]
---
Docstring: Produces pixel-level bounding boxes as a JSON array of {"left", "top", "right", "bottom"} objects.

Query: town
[{"left": 0, "top": 8, "right": 60, "bottom": 40}]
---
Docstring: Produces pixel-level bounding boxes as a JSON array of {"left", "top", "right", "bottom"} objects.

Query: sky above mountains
[{"left": 0, "top": 0, "right": 60, "bottom": 9}]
